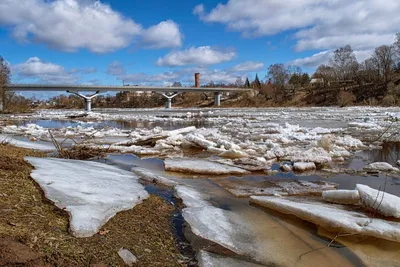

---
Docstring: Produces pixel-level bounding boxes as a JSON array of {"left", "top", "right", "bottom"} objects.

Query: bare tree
[
  {"left": 313, "top": 64, "right": 335, "bottom": 83},
  {"left": 267, "top": 63, "right": 289, "bottom": 87},
  {"left": 0, "top": 56, "right": 11, "bottom": 112},
  {"left": 329, "top": 45, "right": 359, "bottom": 81},
  {"left": 372, "top": 45, "right": 395, "bottom": 82}
]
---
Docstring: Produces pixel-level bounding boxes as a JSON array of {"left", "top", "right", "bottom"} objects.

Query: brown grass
[{"left": 0, "top": 144, "right": 184, "bottom": 266}]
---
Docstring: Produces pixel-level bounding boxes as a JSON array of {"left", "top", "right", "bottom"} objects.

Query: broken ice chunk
[
  {"left": 356, "top": 184, "right": 400, "bottom": 218},
  {"left": 293, "top": 162, "right": 316, "bottom": 172},
  {"left": 175, "top": 185, "right": 211, "bottom": 208},
  {"left": 250, "top": 196, "right": 400, "bottom": 243},
  {"left": 322, "top": 190, "right": 360, "bottom": 205},
  {"left": 196, "top": 250, "right": 264, "bottom": 267},
  {"left": 363, "top": 162, "right": 399, "bottom": 172},
  {"left": 164, "top": 158, "right": 248, "bottom": 175}
]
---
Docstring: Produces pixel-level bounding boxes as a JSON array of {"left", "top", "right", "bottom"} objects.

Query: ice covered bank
[
  {"left": 0, "top": 134, "right": 55, "bottom": 151},
  {"left": 250, "top": 196, "right": 400, "bottom": 243},
  {"left": 25, "top": 157, "right": 149, "bottom": 237}
]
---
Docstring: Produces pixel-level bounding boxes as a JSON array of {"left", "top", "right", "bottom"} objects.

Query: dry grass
[{"left": 0, "top": 144, "right": 184, "bottom": 266}]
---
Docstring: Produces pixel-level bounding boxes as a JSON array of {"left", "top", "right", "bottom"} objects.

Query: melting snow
[{"left": 25, "top": 157, "right": 149, "bottom": 237}]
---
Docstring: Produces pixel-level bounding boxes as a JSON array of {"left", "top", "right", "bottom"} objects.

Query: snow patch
[{"left": 25, "top": 157, "right": 149, "bottom": 237}]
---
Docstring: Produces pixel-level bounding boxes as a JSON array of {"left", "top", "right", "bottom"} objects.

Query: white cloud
[
  {"left": 12, "top": 57, "right": 82, "bottom": 84},
  {"left": 195, "top": 0, "right": 400, "bottom": 52},
  {"left": 289, "top": 50, "right": 333, "bottom": 68},
  {"left": 231, "top": 61, "right": 264, "bottom": 72},
  {"left": 156, "top": 46, "right": 236, "bottom": 67},
  {"left": 0, "top": 0, "right": 183, "bottom": 52},
  {"left": 289, "top": 49, "right": 374, "bottom": 68},
  {"left": 141, "top": 20, "right": 182, "bottom": 49},
  {"left": 107, "top": 61, "right": 126, "bottom": 76},
  {"left": 107, "top": 62, "right": 244, "bottom": 85}
]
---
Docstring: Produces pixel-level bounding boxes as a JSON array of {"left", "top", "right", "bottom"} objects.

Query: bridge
[{"left": 5, "top": 84, "right": 250, "bottom": 111}]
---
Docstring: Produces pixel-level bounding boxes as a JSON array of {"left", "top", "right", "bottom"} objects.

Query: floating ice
[
  {"left": 250, "top": 196, "right": 400, "bottom": 243},
  {"left": 183, "top": 206, "right": 259, "bottom": 259},
  {"left": 164, "top": 158, "right": 248, "bottom": 175},
  {"left": 364, "top": 162, "right": 399, "bottom": 172},
  {"left": 290, "top": 147, "right": 331, "bottom": 164},
  {"left": 196, "top": 251, "right": 264, "bottom": 267},
  {"left": 131, "top": 167, "right": 178, "bottom": 186},
  {"left": 25, "top": 157, "right": 149, "bottom": 237},
  {"left": 293, "top": 162, "right": 316, "bottom": 172},
  {"left": 175, "top": 185, "right": 210, "bottom": 208},
  {"left": 322, "top": 190, "right": 360, "bottom": 204},
  {"left": 219, "top": 149, "right": 249, "bottom": 159},
  {"left": 185, "top": 133, "right": 217, "bottom": 149},
  {"left": 357, "top": 184, "right": 400, "bottom": 218},
  {"left": 215, "top": 178, "right": 337, "bottom": 198},
  {"left": 0, "top": 134, "right": 55, "bottom": 151}
]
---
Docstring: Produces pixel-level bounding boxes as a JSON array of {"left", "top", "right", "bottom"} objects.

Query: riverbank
[{"left": 0, "top": 144, "right": 187, "bottom": 266}]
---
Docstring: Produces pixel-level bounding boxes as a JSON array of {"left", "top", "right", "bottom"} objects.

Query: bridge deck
[{"left": 6, "top": 84, "right": 249, "bottom": 93}]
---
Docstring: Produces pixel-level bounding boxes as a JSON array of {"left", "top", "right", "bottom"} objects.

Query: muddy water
[{"left": 104, "top": 154, "right": 400, "bottom": 267}]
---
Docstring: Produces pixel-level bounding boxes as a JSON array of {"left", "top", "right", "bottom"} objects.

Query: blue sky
[{"left": 0, "top": 0, "right": 399, "bottom": 95}]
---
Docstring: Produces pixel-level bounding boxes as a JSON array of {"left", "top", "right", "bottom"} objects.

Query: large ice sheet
[
  {"left": 25, "top": 157, "right": 149, "bottom": 237},
  {"left": 175, "top": 185, "right": 211, "bottom": 208},
  {"left": 196, "top": 251, "right": 264, "bottom": 267},
  {"left": 131, "top": 167, "right": 178, "bottom": 186},
  {"left": 215, "top": 178, "right": 338, "bottom": 198},
  {"left": 250, "top": 196, "right": 400, "bottom": 243},
  {"left": 183, "top": 206, "right": 259, "bottom": 259},
  {"left": 164, "top": 158, "right": 248, "bottom": 175},
  {"left": 357, "top": 184, "right": 400, "bottom": 218},
  {"left": 0, "top": 134, "right": 55, "bottom": 151}
]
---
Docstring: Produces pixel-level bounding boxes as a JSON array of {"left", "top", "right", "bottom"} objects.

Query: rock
[
  {"left": 397, "top": 160, "right": 400, "bottom": 167},
  {"left": 322, "top": 190, "right": 360, "bottom": 204},
  {"left": 118, "top": 248, "right": 137, "bottom": 266},
  {"left": 356, "top": 184, "right": 400, "bottom": 218}
]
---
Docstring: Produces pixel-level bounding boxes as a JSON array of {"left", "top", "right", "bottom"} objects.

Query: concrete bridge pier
[
  {"left": 214, "top": 92, "right": 221, "bottom": 106},
  {"left": 159, "top": 92, "right": 180, "bottom": 109},
  {"left": 67, "top": 90, "right": 100, "bottom": 112}
]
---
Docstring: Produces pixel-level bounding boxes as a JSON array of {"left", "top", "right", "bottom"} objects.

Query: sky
[{"left": 0, "top": 0, "right": 399, "bottom": 97}]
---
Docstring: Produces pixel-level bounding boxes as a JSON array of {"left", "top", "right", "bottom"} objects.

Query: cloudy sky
[{"left": 0, "top": 0, "right": 399, "bottom": 89}]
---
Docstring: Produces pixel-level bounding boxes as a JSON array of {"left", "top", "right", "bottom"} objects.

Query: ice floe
[
  {"left": 357, "top": 184, "right": 400, "bottom": 218},
  {"left": 164, "top": 158, "right": 248, "bottom": 175},
  {"left": 214, "top": 178, "right": 337, "bottom": 198},
  {"left": 364, "top": 162, "right": 399, "bottom": 172},
  {"left": 293, "top": 162, "right": 316, "bottom": 172},
  {"left": 196, "top": 250, "right": 264, "bottom": 267},
  {"left": 183, "top": 206, "right": 259, "bottom": 259},
  {"left": 0, "top": 134, "right": 55, "bottom": 151},
  {"left": 250, "top": 196, "right": 400, "bottom": 243},
  {"left": 131, "top": 167, "right": 178, "bottom": 186},
  {"left": 175, "top": 185, "right": 211, "bottom": 208},
  {"left": 25, "top": 157, "right": 149, "bottom": 237},
  {"left": 322, "top": 190, "right": 360, "bottom": 205}
]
